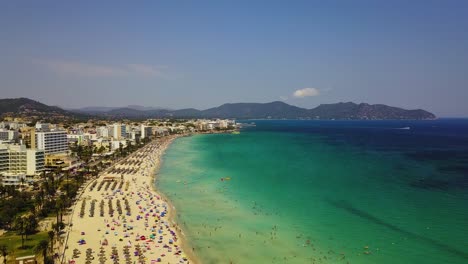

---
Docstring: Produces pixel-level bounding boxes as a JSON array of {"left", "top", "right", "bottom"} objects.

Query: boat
[{"left": 231, "top": 131, "right": 240, "bottom": 134}]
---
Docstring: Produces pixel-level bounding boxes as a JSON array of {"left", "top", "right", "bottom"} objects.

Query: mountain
[
  {"left": 170, "top": 108, "right": 202, "bottom": 118},
  {"left": 73, "top": 105, "right": 167, "bottom": 114},
  {"left": 0, "top": 97, "right": 88, "bottom": 120},
  {"left": 196, "top": 101, "right": 435, "bottom": 120},
  {"left": 126, "top": 105, "right": 166, "bottom": 111},
  {"left": 71, "top": 106, "right": 120, "bottom": 113},
  {"left": 0, "top": 98, "right": 436, "bottom": 120},
  {"left": 0, "top": 97, "right": 66, "bottom": 115},
  {"left": 74, "top": 101, "right": 435, "bottom": 120},
  {"left": 201, "top": 101, "right": 309, "bottom": 118},
  {"left": 68, "top": 101, "right": 435, "bottom": 120},
  {"left": 308, "top": 102, "right": 436, "bottom": 120}
]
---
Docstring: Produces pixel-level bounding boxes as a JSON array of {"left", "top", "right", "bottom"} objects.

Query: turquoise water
[{"left": 155, "top": 120, "right": 468, "bottom": 264}]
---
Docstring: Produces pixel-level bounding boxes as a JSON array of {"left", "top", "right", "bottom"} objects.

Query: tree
[
  {"left": 20, "top": 177, "right": 25, "bottom": 190},
  {"left": 0, "top": 244, "right": 8, "bottom": 264},
  {"left": 34, "top": 240, "right": 49, "bottom": 264},
  {"left": 52, "top": 220, "right": 65, "bottom": 235},
  {"left": 13, "top": 216, "right": 26, "bottom": 248},
  {"left": 24, "top": 214, "right": 38, "bottom": 239},
  {"left": 47, "top": 230, "right": 55, "bottom": 254},
  {"left": 55, "top": 198, "right": 63, "bottom": 228},
  {"left": 35, "top": 189, "right": 45, "bottom": 211},
  {"left": 98, "top": 146, "right": 106, "bottom": 154},
  {"left": 65, "top": 171, "right": 70, "bottom": 198}
]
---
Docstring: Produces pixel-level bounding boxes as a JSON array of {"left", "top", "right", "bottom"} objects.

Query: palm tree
[
  {"left": 47, "top": 230, "right": 55, "bottom": 254},
  {"left": 20, "top": 177, "right": 25, "bottom": 190},
  {"left": 65, "top": 171, "right": 70, "bottom": 198},
  {"left": 34, "top": 240, "right": 49, "bottom": 264},
  {"left": 0, "top": 245, "right": 8, "bottom": 264},
  {"left": 55, "top": 198, "right": 63, "bottom": 227},
  {"left": 34, "top": 190, "right": 44, "bottom": 213},
  {"left": 13, "top": 216, "right": 26, "bottom": 248},
  {"left": 24, "top": 214, "right": 38, "bottom": 240}
]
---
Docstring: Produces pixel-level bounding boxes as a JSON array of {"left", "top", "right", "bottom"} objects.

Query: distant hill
[
  {"left": 0, "top": 98, "right": 89, "bottom": 122},
  {"left": 71, "top": 105, "right": 166, "bottom": 115},
  {"left": 196, "top": 101, "right": 435, "bottom": 120},
  {"left": 201, "top": 101, "right": 309, "bottom": 119},
  {"left": 70, "top": 100, "right": 436, "bottom": 120},
  {"left": 0, "top": 97, "right": 88, "bottom": 120},
  {"left": 308, "top": 102, "right": 436, "bottom": 120},
  {"left": 0, "top": 97, "right": 66, "bottom": 115},
  {"left": 1, "top": 98, "right": 436, "bottom": 120}
]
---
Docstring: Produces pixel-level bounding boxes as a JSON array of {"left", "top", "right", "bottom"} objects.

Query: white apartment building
[
  {"left": 67, "top": 134, "right": 85, "bottom": 145},
  {"left": 141, "top": 125, "right": 153, "bottom": 139},
  {"left": 35, "top": 122, "right": 51, "bottom": 131},
  {"left": 0, "top": 173, "right": 28, "bottom": 186},
  {"left": 110, "top": 139, "right": 127, "bottom": 151},
  {"left": 97, "top": 126, "right": 109, "bottom": 138},
  {"left": 128, "top": 131, "right": 139, "bottom": 141},
  {"left": 86, "top": 132, "right": 97, "bottom": 141},
  {"left": 0, "top": 122, "right": 27, "bottom": 130},
  {"left": 0, "top": 147, "right": 8, "bottom": 173},
  {"left": 109, "top": 123, "right": 126, "bottom": 140},
  {"left": 32, "top": 129, "right": 69, "bottom": 155},
  {"left": 0, "top": 129, "right": 18, "bottom": 141},
  {"left": 0, "top": 144, "right": 45, "bottom": 176}
]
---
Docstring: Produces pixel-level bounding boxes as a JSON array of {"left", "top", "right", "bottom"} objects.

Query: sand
[{"left": 62, "top": 135, "right": 194, "bottom": 264}]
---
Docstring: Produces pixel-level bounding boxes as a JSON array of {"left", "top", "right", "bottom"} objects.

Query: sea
[{"left": 155, "top": 119, "right": 468, "bottom": 264}]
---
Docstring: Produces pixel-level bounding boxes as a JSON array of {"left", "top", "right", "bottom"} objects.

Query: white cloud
[
  {"left": 292, "top": 88, "right": 320, "bottom": 98},
  {"left": 279, "top": 96, "right": 289, "bottom": 101},
  {"left": 33, "top": 59, "right": 167, "bottom": 78},
  {"left": 127, "top": 64, "right": 166, "bottom": 77}
]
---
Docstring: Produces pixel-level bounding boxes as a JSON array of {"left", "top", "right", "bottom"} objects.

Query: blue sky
[{"left": 1, "top": 1, "right": 467, "bottom": 116}]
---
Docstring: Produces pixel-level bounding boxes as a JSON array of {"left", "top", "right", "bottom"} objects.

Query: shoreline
[
  {"left": 62, "top": 134, "right": 200, "bottom": 264},
  {"left": 148, "top": 134, "right": 202, "bottom": 264}
]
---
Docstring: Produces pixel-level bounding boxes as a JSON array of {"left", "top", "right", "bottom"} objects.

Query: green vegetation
[
  {"left": 0, "top": 170, "right": 86, "bottom": 262},
  {"left": 0, "top": 188, "right": 36, "bottom": 228},
  {"left": 0, "top": 231, "right": 48, "bottom": 259}
]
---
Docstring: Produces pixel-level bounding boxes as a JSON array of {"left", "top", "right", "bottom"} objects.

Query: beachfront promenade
[{"left": 62, "top": 136, "right": 191, "bottom": 264}]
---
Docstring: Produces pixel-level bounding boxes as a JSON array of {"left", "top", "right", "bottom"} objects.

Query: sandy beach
[{"left": 62, "top": 135, "right": 194, "bottom": 264}]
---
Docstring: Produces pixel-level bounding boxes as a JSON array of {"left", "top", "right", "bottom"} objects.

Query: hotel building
[
  {"left": 0, "top": 144, "right": 45, "bottom": 176},
  {"left": 31, "top": 129, "right": 69, "bottom": 155}
]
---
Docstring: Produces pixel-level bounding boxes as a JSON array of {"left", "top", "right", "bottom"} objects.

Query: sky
[{"left": 1, "top": 1, "right": 467, "bottom": 116}]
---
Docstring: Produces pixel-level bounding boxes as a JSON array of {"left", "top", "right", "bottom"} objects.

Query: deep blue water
[{"left": 157, "top": 119, "right": 468, "bottom": 264}]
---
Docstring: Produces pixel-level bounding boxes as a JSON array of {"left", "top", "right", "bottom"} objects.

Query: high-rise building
[
  {"left": 0, "top": 129, "right": 19, "bottom": 141},
  {"left": 97, "top": 126, "right": 109, "bottom": 138},
  {"left": 120, "top": 124, "right": 127, "bottom": 138},
  {"left": 141, "top": 125, "right": 153, "bottom": 139},
  {"left": 109, "top": 123, "right": 126, "bottom": 140},
  {"left": 0, "top": 147, "right": 8, "bottom": 173},
  {"left": 0, "top": 144, "right": 45, "bottom": 175},
  {"left": 31, "top": 129, "right": 69, "bottom": 155},
  {"left": 35, "top": 122, "right": 51, "bottom": 131}
]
